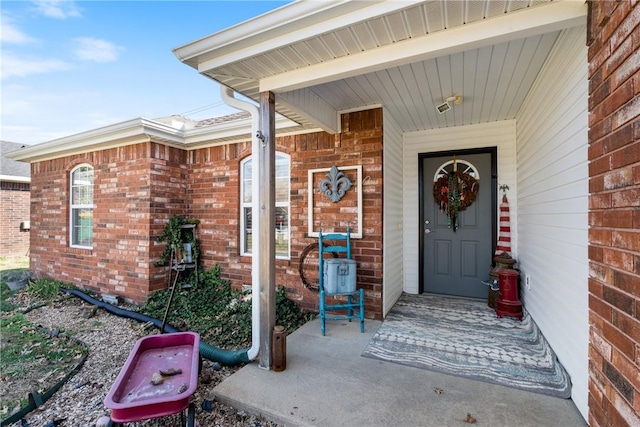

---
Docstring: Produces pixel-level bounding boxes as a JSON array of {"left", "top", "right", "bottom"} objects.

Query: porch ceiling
[{"left": 173, "top": 0, "right": 587, "bottom": 134}]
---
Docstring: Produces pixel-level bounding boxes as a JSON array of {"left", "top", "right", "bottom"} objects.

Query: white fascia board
[
  {"left": 6, "top": 118, "right": 186, "bottom": 162},
  {"left": 7, "top": 114, "right": 304, "bottom": 162},
  {"left": 173, "top": 0, "right": 353, "bottom": 66},
  {"left": 338, "top": 104, "right": 383, "bottom": 115},
  {"left": 0, "top": 175, "right": 31, "bottom": 183},
  {"left": 260, "top": 0, "right": 587, "bottom": 93},
  {"left": 180, "top": 0, "right": 424, "bottom": 73}
]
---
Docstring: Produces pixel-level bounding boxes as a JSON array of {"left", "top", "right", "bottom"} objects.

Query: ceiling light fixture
[{"left": 436, "top": 95, "right": 463, "bottom": 114}]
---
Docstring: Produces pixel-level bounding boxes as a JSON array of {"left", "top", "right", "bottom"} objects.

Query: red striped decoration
[{"left": 495, "top": 194, "right": 512, "bottom": 256}]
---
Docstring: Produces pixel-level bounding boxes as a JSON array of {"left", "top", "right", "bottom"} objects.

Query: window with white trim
[
  {"left": 240, "top": 153, "right": 290, "bottom": 258},
  {"left": 70, "top": 164, "right": 94, "bottom": 248}
]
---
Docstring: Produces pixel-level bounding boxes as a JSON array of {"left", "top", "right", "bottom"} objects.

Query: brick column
[{"left": 587, "top": 1, "right": 640, "bottom": 426}]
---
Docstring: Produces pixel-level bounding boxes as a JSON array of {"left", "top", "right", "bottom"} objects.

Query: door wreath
[{"left": 433, "top": 169, "right": 479, "bottom": 231}]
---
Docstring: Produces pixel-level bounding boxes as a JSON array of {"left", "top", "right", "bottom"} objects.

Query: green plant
[
  {"left": 0, "top": 283, "right": 19, "bottom": 312},
  {"left": 0, "top": 313, "right": 87, "bottom": 412},
  {"left": 25, "top": 278, "right": 66, "bottom": 299},
  {"left": 137, "top": 265, "right": 313, "bottom": 350},
  {"left": 276, "top": 286, "right": 316, "bottom": 332},
  {"left": 156, "top": 215, "right": 200, "bottom": 266}
]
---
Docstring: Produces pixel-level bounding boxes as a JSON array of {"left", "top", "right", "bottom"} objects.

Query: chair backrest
[
  {"left": 318, "top": 228, "right": 351, "bottom": 292},
  {"left": 318, "top": 227, "right": 351, "bottom": 259}
]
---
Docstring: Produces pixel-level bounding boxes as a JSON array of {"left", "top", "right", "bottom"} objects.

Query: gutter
[
  {"left": 6, "top": 115, "right": 301, "bottom": 164},
  {"left": 0, "top": 175, "right": 30, "bottom": 183},
  {"left": 220, "top": 86, "right": 260, "bottom": 361},
  {"left": 4, "top": 118, "right": 185, "bottom": 163}
]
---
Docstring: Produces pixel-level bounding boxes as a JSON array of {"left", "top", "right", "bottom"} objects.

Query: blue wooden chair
[{"left": 318, "top": 228, "right": 365, "bottom": 336}]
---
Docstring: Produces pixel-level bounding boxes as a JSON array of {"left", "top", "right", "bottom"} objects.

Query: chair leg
[
  {"left": 319, "top": 289, "right": 326, "bottom": 336},
  {"left": 359, "top": 288, "right": 365, "bottom": 333}
]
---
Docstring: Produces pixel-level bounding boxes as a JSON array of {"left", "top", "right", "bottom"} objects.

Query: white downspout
[{"left": 220, "top": 86, "right": 260, "bottom": 361}]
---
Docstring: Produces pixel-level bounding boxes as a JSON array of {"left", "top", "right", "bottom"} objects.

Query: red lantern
[{"left": 495, "top": 269, "right": 523, "bottom": 321}]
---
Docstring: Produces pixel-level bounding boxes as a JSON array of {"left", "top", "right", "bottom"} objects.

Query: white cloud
[
  {"left": 0, "top": 13, "right": 36, "bottom": 44},
  {"left": 1, "top": 84, "right": 106, "bottom": 144},
  {"left": 0, "top": 52, "right": 71, "bottom": 79},
  {"left": 32, "top": 0, "right": 81, "bottom": 19},
  {"left": 1, "top": 97, "right": 31, "bottom": 116},
  {"left": 72, "top": 37, "right": 123, "bottom": 63}
]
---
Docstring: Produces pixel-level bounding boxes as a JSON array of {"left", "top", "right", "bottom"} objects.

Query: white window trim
[
  {"left": 240, "top": 156, "right": 251, "bottom": 256},
  {"left": 432, "top": 159, "right": 480, "bottom": 181},
  {"left": 307, "top": 165, "right": 363, "bottom": 238},
  {"left": 70, "top": 163, "right": 94, "bottom": 249},
  {"left": 240, "top": 153, "right": 291, "bottom": 259}
]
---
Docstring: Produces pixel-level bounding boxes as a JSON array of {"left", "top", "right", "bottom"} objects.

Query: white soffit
[
  {"left": 260, "top": 1, "right": 587, "bottom": 93},
  {"left": 173, "top": 1, "right": 425, "bottom": 71},
  {"left": 174, "top": 0, "right": 587, "bottom": 134}
]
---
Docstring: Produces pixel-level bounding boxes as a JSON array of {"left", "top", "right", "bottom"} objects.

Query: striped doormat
[{"left": 361, "top": 293, "right": 571, "bottom": 398}]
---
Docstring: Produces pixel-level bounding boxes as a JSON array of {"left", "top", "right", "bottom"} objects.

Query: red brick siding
[
  {"left": 588, "top": 1, "right": 640, "bottom": 426},
  {"left": 0, "top": 181, "right": 30, "bottom": 257},
  {"left": 148, "top": 143, "right": 190, "bottom": 295},
  {"left": 27, "top": 109, "right": 383, "bottom": 318},
  {"left": 29, "top": 143, "right": 187, "bottom": 303},
  {"left": 188, "top": 109, "right": 384, "bottom": 319},
  {"left": 186, "top": 142, "right": 248, "bottom": 285}
]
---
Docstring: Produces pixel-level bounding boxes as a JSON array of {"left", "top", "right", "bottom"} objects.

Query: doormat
[{"left": 361, "top": 293, "right": 571, "bottom": 398}]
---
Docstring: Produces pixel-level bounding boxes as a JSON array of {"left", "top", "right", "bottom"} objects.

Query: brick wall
[
  {"left": 27, "top": 109, "right": 383, "bottom": 317},
  {"left": 587, "top": 1, "right": 640, "bottom": 426},
  {"left": 29, "top": 143, "right": 187, "bottom": 302},
  {"left": 0, "top": 181, "right": 30, "bottom": 257},
  {"left": 188, "top": 109, "right": 384, "bottom": 319},
  {"left": 148, "top": 143, "right": 190, "bottom": 294}
]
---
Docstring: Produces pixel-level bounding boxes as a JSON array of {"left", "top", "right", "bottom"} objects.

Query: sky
[{"left": 1, "top": 0, "right": 290, "bottom": 145}]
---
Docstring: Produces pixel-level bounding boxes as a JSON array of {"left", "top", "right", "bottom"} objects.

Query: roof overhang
[
  {"left": 173, "top": 0, "right": 587, "bottom": 134},
  {"left": 174, "top": 1, "right": 427, "bottom": 71},
  {"left": 258, "top": 1, "right": 587, "bottom": 93},
  {"left": 11, "top": 0, "right": 589, "bottom": 164},
  {"left": 0, "top": 175, "right": 30, "bottom": 183},
  {"left": 7, "top": 115, "right": 303, "bottom": 163}
]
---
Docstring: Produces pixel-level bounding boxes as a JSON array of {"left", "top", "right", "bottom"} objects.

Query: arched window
[
  {"left": 70, "top": 164, "right": 94, "bottom": 248},
  {"left": 240, "top": 153, "right": 290, "bottom": 258}
]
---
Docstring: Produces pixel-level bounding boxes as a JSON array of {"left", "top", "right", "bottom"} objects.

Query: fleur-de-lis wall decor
[{"left": 319, "top": 165, "right": 353, "bottom": 203}]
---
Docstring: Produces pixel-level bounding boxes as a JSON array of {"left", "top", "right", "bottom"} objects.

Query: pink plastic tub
[{"left": 104, "top": 332, "right": 200, "bottom": 423}]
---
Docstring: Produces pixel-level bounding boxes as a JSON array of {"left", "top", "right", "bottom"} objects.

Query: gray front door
[{"left": 421, "top": 151, "right": 494, "bottom": 298}]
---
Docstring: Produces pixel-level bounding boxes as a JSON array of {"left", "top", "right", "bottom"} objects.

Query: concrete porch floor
[{"left": 212, "top": 318, "right": 586, "bottom": 427}]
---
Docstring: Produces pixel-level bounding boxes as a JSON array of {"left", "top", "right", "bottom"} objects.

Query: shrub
[
  {"left": 25, "top": 278, "right": 67, "bottom": 299},
  {"left": 138, "top": 265, "right": 314, "bottom": 349}
]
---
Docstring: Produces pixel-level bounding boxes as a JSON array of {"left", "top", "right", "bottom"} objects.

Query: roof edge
[
  {"left": 5, "top": 118, "right": 182, "bottom": 162},
  {"left": 6, "top": 114, "right": 305, "bottom": 162},
  {"left": 172, "top": 0, "right": 354, "bottom": 68},
  {"left": 0, "top": 175, "right": 31, "bottom": 183}
]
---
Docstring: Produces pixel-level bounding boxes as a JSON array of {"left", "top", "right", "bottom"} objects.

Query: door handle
[{"left": 425, "top": 228, "right": 433, "bottom": 234}]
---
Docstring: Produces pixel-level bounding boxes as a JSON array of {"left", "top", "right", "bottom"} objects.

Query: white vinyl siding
[
  {"left": 278, "top": 90, "right": 339, "bottom": 133},
  {"left": 515, "top": 26, "right": 588, "bottom": 419},
  {"left": 382, "top": 109, "right": 404, "bottom": 316},
  {"left": 402, "top": 120, "right": 518, "bottom": 294}
]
